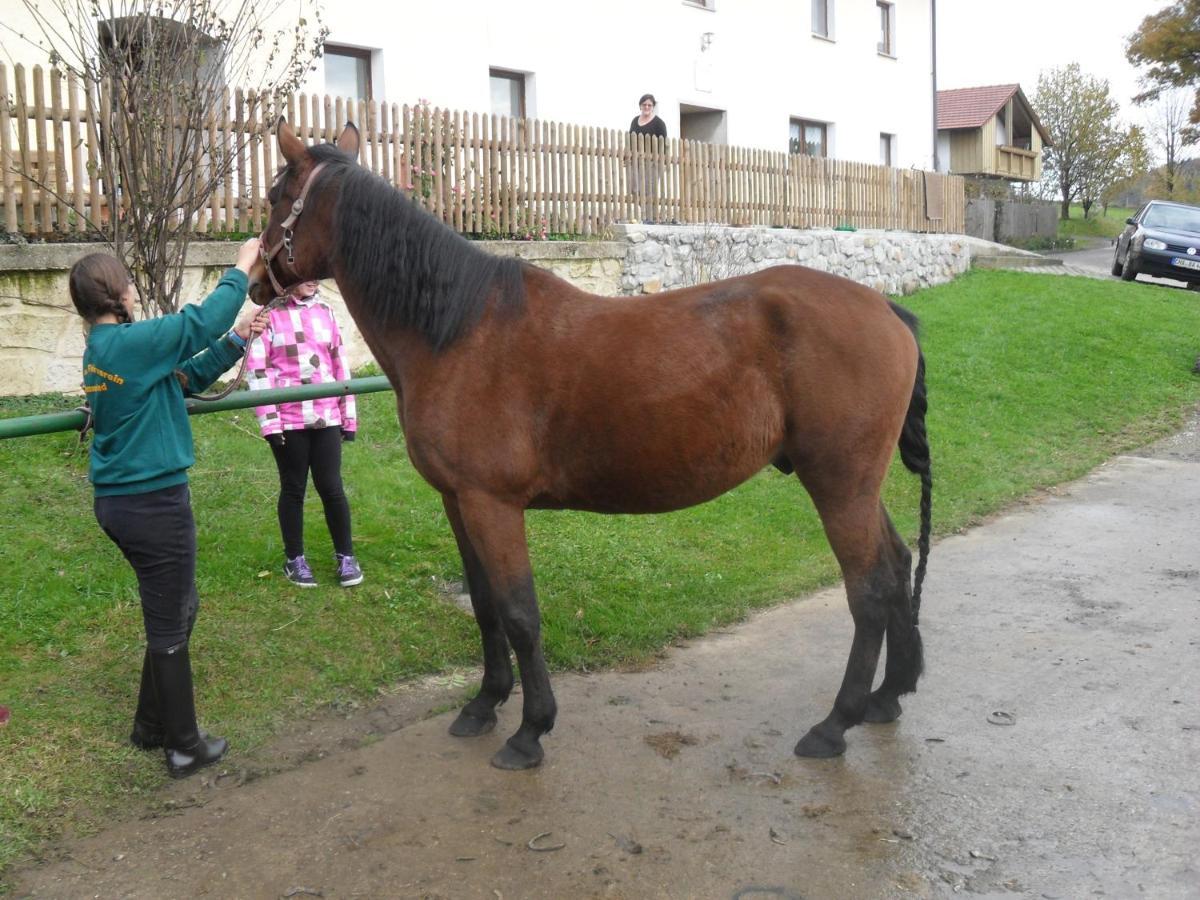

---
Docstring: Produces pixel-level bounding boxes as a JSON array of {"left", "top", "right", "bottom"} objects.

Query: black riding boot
[
  {"left": 129, "top": 649, "right": 163, "bottom": 750},
  {"left": 132, "top": 597, "right": 200, "bottom": 750},
  {"left": 148, "top": 642, "right": 228, "bottom": 779}
]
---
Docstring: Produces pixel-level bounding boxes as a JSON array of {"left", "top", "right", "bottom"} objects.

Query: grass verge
[
  {"left": 1, "top": 268, "right": 1198, "bottom": 881},
  {"left": 1058, "top": 204, "right": 1136, "bottom": 242}
]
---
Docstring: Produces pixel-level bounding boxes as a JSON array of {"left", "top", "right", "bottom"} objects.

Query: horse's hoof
[
  {"left": 490, "top": 738, "right": 544, "bottom": 770},
  {"left": 794, "top": 726, "right": 846, "bottom": 759},
  {"left": 448, "top": 709, "right": 497, "bottom": 737},
  {"left": 863, "top": 694, "right": 902, "bottom": 724}
]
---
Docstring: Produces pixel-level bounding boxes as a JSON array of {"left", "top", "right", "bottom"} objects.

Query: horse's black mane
[{"left": 294, "top": 142, "right": 527, "bottom": 351}]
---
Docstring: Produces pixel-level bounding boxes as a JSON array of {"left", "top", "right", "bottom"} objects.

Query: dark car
[{"left": 1112, "top": 200, "right": 1200, "bottom": 287}]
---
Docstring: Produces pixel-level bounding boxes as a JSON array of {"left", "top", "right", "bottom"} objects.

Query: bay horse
[{"left": 250, "top": 121, "right": 932, "bottom": 770}]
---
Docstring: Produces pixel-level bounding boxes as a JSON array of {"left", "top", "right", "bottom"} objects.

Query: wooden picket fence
[{"left": 0, "top": 62, "right": 965, "bottom": 238}]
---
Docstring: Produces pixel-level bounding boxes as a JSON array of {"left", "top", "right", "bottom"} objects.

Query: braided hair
[{"left": 69, "top": 253, "right": 133, "bottom": 325}]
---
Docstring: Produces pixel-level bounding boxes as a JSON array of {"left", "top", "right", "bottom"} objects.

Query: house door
[{"left": 679, "top": 104, "right": 727, "bottom": 145}]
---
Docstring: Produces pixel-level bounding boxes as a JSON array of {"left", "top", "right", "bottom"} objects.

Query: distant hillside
[{"left": 1110, "top": 158, "right": 1200, "bottom": 207}]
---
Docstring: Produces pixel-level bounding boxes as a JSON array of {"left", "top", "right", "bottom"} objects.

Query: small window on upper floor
[
  {"left": 325, "top": 44, "right": 373, "bottom": 102},
  {"left": 789, "top": 118, "right": 828, "bottom": 158},
  {"left": 880, "top": 133, "right": 895, "bottom": 166},
  {"left": 489, "top": 69, "right": 526, "bottom": 119},
  {"left": 812, "top": 0, "right": 833, "bottom": 39},
  {"left": 877, "top": 1, "right": 896, "bottom": 56}
]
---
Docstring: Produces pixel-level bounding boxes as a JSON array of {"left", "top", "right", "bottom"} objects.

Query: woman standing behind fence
[
  {"left": 246, "top": 280, "right": 363, "bottom": 589},
  {"left": 70, "top": 239, "right": 264, "bottom": 779},
  {"left": 629, "top": 93, "right": 667, "bottom": 223}
]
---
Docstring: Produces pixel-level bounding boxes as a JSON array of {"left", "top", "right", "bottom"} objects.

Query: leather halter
[{"left": 258, "top": 161, "right": 329, "bottom": 298}]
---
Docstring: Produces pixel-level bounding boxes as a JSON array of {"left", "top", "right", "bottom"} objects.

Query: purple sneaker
[
  {"left": 335, "top": 553, "right": 363, "bottom": 587},
  {"left": 283, "top": 555, "right": 317, "bottom": 587}
]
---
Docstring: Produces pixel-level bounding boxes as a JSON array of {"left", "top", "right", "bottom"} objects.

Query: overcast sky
[{"left": 937, "top": 0, "right": 1167, "bottom": 138}]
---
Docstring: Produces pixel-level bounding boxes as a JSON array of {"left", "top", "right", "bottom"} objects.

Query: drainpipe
[{"left": 931, "top": 0, "right": 939, "bottom": 172}]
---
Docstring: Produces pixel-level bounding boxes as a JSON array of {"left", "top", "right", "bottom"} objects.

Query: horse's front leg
[
  {"left": 455, "top": 492, "right": 556, "bottom": 770},
  {"left": 442, "top": 495, "right": 513, "bottom": 738}
]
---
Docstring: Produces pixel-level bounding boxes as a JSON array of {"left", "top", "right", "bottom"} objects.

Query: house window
[
  {"left": 880, "top": 133, "right": 894, "bottom": 166},
  {"left": 812, "top": 0, "right": 833, "bottom": 38},
  {"left": 325, "top": 45, "right": 372, "bottom": 101},
  {"left": 789, "top": 118, "right": 828, "bottom": 157},
  {"left": 99, "top": 17, "right": 224, "bottom": 81},
  {"left": 877, "top": 2, "right": 895, "bottom": 56},
  {"left": 489, "top": 69, "right": 526, "bottom": 118}
]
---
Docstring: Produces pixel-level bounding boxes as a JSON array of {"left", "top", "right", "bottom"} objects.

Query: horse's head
[{"left": 248, "top": 119, "right": 360, "bottom": 305}]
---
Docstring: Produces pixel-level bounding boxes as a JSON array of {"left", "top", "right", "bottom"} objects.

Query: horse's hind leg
[
  {"left": 442, "top": 495, "right": 514, "bottom": 738},
  {"left": 455, "top": 493, "right": 556, "bottom": 770},
  {"left": 863, "top": 509, "right": 924, "bottom": 724},
  {"left": 794, "top": 490, "right": 896, "bottom": 759}
]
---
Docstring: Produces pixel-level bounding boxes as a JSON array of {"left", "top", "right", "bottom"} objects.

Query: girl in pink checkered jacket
[{"left": 246, "top": 281, "right": 363, "bottom": 588}]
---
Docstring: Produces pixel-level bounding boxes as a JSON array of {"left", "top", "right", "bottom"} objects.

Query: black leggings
[
  {"left": 270, "top": 427, "right": 354, "bottom": 559},
  {"left": 94, "top": 484, "right": 199, "bottom": 651}
]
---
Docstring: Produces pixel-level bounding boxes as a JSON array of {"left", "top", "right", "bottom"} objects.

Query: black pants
[
  {"left": 269, "top": 426, "right": 353, "bottom": 559},
  {"left": 94, "top": 484, "right": 199, "bottom": 651}
]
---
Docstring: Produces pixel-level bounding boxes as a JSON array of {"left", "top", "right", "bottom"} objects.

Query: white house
[
  {"left": 0, "top": 0, "right": 938, "bottom": 168},
  {"left": 307, "top": 0, "right": 937, "bottom": 169}
]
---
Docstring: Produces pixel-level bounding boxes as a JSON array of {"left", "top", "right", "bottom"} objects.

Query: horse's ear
[
  {"left": 337, "top": 122, "right": 360, "bottom": 159},
  {"left": 277, "top": 118, "right": 305, "bottom": 166}
]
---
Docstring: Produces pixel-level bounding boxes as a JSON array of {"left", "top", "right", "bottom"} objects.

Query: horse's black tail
[{"left": 889, "top": 302, "right": 932, "bottom": 624}]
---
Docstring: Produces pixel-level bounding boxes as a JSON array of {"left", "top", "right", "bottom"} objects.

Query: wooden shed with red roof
[{"left": 936, "top": 84, "right": 1050, "bottom": 182}]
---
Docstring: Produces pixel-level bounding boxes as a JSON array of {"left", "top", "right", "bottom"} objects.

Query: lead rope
[
  {"left": 187, "top": 294, "right": 285, "bottom": 402},
  {"left": 74, "top": 402, "right": 93, "bottom": 445}
]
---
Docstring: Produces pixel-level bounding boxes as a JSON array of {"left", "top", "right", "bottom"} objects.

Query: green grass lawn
[
  {"left": 1058, "top": 204, "right": 1136, "bottom": 242},
  {"left": 1, "top": 269, "right": 1199, "bottom": 880}
]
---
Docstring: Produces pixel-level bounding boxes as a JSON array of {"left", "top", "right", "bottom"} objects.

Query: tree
[
  {"left": 1127, "top": 1, "right": 1200, "bottom": 145},
  {"left": 1143, "top": 89, "right": 1192, "bottom": 198},
  {"left": 6, "top": 0, "right": 326, "bottom": 314},
  {"left": 1034, "top": 64, "right": 1146, "bottom": 219},
  {"left": 1089, "top": 125, "right": 1149, "bottom": 217}
]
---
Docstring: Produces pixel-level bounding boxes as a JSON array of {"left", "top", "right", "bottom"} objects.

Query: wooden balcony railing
[{"left": 995, "top": 145, "right": 1039, "bottom": 182}]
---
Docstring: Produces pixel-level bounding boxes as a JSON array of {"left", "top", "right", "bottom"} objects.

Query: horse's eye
[{"left": 268, "top": 167, "right": 290, "bottom": 205}]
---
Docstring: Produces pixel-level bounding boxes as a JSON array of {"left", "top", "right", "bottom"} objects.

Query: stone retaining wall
[{"left": 612, "top": 224, "right": 969, "bottom": 297}]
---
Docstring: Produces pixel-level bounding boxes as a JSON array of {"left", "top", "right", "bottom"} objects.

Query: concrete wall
[
  {"left": 0, "top": 240, "right": 625, "bottom": 397},
  {"left": 965, "top": 198, "right": 996, "bottom": 241},
  {"left": 997, "top": 201, "right": 1058, "bottom": 243},
  {"left": 1, "top": 227, "right": 966, "bottom": 397},
  {"left": 965, "top": 199, "right": 1058, "bottom": 243}
]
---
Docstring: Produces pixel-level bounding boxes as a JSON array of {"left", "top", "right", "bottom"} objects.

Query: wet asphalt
[{"left": 1048, "top": 240, "right": 1197, "bottom": 291}]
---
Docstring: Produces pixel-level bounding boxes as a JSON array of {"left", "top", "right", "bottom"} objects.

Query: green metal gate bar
[{"left": 0, "top": 376, "right": 394, "bottom": 441}]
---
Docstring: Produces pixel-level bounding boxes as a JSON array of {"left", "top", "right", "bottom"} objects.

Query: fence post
[
  {"left": 49, "top": 69, "right": 68, "bottom": 232},
  {"left": 247, "top": 90, "right": 261, "bottom": 230},
  {"left": 66, "top": 71, "right": 85, "bottom": 233},
  {"left": 0, "top": 64, "right": 17, "bottom": 234},
  {"left": 14, "top": 65, "right": 34, "bottom": 234},
  {"left": 32, "top": 66, "right": 52, "bottom": 234}
]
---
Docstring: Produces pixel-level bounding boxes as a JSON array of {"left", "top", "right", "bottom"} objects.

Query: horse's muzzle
[{"left": 247, "top": 280, "right": 273, "bottom": 306}]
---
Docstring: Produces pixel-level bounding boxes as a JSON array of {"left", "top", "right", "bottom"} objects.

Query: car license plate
[{"left": 1171, "top": 256, "right": 1200, "bottom": 271}]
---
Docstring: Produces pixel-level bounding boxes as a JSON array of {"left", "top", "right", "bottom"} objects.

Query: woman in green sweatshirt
[{"left": 70, "top": 238, "right": 265, "bottom": 779}]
